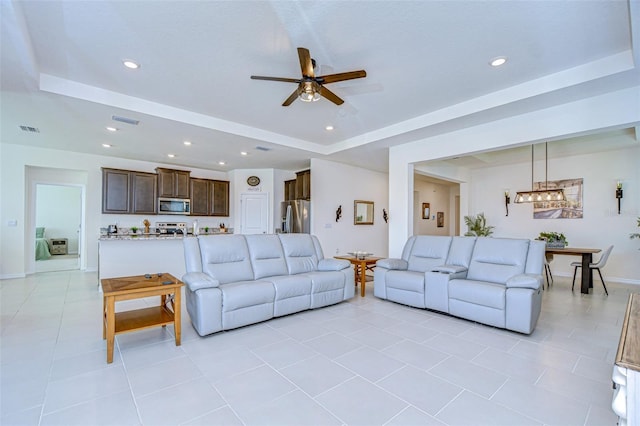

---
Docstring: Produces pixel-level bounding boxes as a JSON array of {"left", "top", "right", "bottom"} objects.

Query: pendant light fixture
[{"left": 514, "top": 142, "right": 566, "bottom": 203}]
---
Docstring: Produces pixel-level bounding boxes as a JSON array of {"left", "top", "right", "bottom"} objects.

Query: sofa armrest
[
  {"left": 182, "top": 272, "right": 220, "bottom": 291},
  {"left": 318, "top": 258, "right": 350, "bottom": 271},
  {"left": 506, "top": 274, "right": 542, "bottom": 290},
  {"left": 431, "top": 264, "right": 468, "bottom": 274},
  {"left": 376, "top": 258, "right": 408, "bottom": 270}
]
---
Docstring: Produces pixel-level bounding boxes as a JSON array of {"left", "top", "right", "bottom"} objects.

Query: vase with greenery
[
  {"left": 130, "top": 226, "right": 138, "bottom": 236},
  {"left": 464, "top": 213, "right": 494, "bottom": 237},
  {"left": 537, "top": 231, "right": 567, "bottom": 248}
]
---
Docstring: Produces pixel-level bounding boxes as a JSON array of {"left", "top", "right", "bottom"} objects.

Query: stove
[{"left": 156, "top": 222, "right": 187, "bottom": 234}]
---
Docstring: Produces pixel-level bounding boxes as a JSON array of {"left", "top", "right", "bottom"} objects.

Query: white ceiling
[{"left": 1, "top": 1, "right": 638, "bottom": 173}]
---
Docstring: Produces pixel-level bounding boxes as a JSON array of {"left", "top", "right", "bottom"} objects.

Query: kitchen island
[{"left": 98, "top": 235, "right": 188, "bottom": 285}]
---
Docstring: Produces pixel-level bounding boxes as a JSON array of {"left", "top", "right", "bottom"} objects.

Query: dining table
[{"left": 544, "top": 247, "right": 601, "bottom": 294}]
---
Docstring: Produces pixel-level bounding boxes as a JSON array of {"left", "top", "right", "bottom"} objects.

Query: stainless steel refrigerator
[{"left": 281, "top": 200, "right": 310, "bottom": 233}]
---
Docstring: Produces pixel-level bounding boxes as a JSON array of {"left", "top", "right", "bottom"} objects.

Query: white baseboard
[{"left": 0, "top": 273, "right": 27, "bottom": 280}]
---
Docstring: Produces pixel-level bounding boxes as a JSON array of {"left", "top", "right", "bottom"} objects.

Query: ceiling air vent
[
  {"left": 255, "top": 146, "right": 271, "bottom": 152},
  {"left": 19, "top": 125, "right": 40, "bottom": 133},
  {"left": 112, "top": 115, "right": 139, "bottom": 125}
]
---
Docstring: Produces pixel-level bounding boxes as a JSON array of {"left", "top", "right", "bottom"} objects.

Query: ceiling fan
[{"left": 250, "top": 47, "right": 366, "bottom": 106}]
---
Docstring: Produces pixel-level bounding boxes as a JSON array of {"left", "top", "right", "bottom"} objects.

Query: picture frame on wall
[
  {"left": 422, "top": 203, "right": 430, "bottom": 219},
  {"left": 437, "top": 212, "right": 444, "bottom": 227}
]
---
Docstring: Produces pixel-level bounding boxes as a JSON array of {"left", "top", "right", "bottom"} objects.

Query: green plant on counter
[
  {"left": 537, "top": 231, "right": 567, "bottom": 246},
  {"left": 130, "top": 226, "right": 138, "bottom": 234},
  {"left": 464, "top": 213, "right": 494, "bottom": 237},
  {"left": 203, "top": 226, "right": 210, "bottom": 234}
]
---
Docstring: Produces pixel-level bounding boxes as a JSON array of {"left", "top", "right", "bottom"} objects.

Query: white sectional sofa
[
  {"left": 182, "top": 233, "right": 355, "bottom": 336},
  {"left": 374, "top": 236, "right": 545, "bottom": 334}
]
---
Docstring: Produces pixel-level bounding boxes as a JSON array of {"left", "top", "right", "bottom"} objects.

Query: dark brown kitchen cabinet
[
  {"left": 211, "top": 180, "right": 229, "bottom": 216},
  {"left": 156, "top": 168, "right": 190, "bottom": 198},
  {"left": 130, "top": 172, "right": 158, "bottom": 214},
  {"left": 189, "top": 178, "right": 229, "bottom": 216},
  {"left": 284, "top": 179, "right": 296, "bottom": 201},
  {"left": 295, "top": 169, "right": 311, "bottom": 200},
  {"left": 102, "top": 168, "right": 157, "bottom": 214}
]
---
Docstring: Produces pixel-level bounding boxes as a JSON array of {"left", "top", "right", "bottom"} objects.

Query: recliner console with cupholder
[{"left": 374, "top": 235, "right": 545, "bottom": 334}]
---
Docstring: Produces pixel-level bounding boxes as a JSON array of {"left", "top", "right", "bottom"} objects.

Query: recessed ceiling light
[
  {"left": 183, "top": 141, "right": 192, "bottom": 146},
  {"left": 240, "top": 151, "right": 248, "bottom": 156},
  {"left": 123, "top": 60, "right": 140, "bottom": 69},
  {"left": 490, "top": 56, "right": 507, "bottom": 67},
  {"left": 102, "top": 143, "right": 112, "bottom": 148},
  {"left": 167, "top": 154, "right": 175, "bottom": 158},
  {"left": 218, "top": 161, "right": 225, "bottom": 166},
  {"left": 106, "top": 126, "right": 118, "bottom": 132},
  {"left": 325, "top": 125, "right": 334, "bottom": 131}
]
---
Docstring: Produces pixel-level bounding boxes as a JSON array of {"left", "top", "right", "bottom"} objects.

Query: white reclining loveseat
[
  {"left": 374, "top": 236, "right": 545, "bottom": 334},
  {"left": 182, "top": 233, "right": 354, "bottom": 336}
]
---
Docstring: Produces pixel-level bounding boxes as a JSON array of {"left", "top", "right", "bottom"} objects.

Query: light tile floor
[{"left": 1, "top": 271, "right": 634, "bottom": 425}]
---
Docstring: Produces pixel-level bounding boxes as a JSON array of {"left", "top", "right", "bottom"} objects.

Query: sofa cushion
[
  {"left": 200, "top": 235, "right": 254, "bottom": 284},
  {"left": 279, "top": 234, "right": 319, "bottom": 274},
  {"left": 449, "top": 279, "right": 505, "bottom": 310},
  {"left": 220, "top": 280, "right": 275, "bottom": 312},
  {"left": 267, "top": 275, "right": 313, "bottom": 300},
  {"left": 386, "top": 270, "right": 425, "bottom": 293},
  {"left": 407, "top": 236, "right": 452, "bottom": 272},
  {"left": 446, "top": 237, "right": 476, "bottom": 267},
  {"left": 245, "top": 234, "right": 288, "bottom": 279},
  {"left": 467, "top": 238, "right": 529, "bottom": 284}
]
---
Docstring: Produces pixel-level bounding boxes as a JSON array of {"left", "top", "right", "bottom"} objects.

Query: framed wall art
[{"left": 422, "top": 203, "right": 430, "bottom": 219}]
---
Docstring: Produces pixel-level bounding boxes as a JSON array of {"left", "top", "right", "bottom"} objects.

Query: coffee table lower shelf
[{"left": 112, "top": 306, "right": 175, "bottom": 334}]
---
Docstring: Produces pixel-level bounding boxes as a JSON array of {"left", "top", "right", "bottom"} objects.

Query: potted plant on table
[
  {"left": 537, "top": 231, "right": 568, "bottom": 248},
  {"left": 464, "top": 213, "right": 494, "bottom": 237}
]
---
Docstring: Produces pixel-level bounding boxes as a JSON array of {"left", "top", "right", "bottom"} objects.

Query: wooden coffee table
[
  {"left": 335, "top": 255, "right": 382, "bottom": 297},
  {"left": 101, "top": 273, "right": 184, "bottom": 363}
]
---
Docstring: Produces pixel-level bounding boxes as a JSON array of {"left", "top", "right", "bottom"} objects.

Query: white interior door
[{"left": 240, "top": 192, "right": 269, "bottom": 234}]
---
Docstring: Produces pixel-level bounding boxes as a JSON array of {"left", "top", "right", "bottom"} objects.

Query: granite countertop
[{"left": 99, "top": 233, "right": 192, "bottom": 241}]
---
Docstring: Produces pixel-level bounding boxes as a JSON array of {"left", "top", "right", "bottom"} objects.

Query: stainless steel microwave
[{"left": 158, "top": 198, "right": 191, "bottom": 215}]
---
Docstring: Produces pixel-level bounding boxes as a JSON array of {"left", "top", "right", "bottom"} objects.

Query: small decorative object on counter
[
  {"left": 130, "top": 226, "right": 139, "bottom": 236},
  {"left": 143, "top": 219, "right": 151, "bottom": 234},
  {"left": 193, "top": 220, "right": 199, "bottom": 236},
  {"left": 203, "top": 226, "right": 210, "bottom": 234},
  {"left": 219, "top": 223, "right": 226, "bottom": 233}
]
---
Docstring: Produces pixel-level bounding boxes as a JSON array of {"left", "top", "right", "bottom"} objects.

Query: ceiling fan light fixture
[{"left": 299, "top": 82, "right": 320, "bottom": 102}]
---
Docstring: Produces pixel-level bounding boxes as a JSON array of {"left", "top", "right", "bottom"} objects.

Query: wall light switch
[{"left": 7, "top": 220, "right": 17, "bottom": 227}]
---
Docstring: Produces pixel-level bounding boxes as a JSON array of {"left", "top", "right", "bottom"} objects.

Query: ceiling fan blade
[
  {"left": 297, "top": 47, "right": 314, "bottom": 78},
  {"left": 317, "top": 70, "right": 367, "bottom": 84},
  {"left": 282, "top": 85, "right": 302, "bottom": 106},
  {"left": 251, "top": 76, "right": 300, "bottom": 83},
  {"left": 316, "top": 84, "right": 344, "bottom": 105}
]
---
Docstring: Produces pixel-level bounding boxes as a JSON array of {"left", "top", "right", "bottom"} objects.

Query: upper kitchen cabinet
[
  {"left": 102, "top": 168, "right": 157, "bottom": 214},
  {"left": 190, "top": 178, "right": 229, "bottom": 216},
  {"left": 130, "top": 172, "right": 158, "bottom": 214},
  {"left": 295, "top": 169, "right": 311, "bottom": 200},
  {"left": 284, "top": 179, "right": 296, "bottom": 201},
  {"left": 102, "top": 168, "right": 130, "bottom": 213},
  {"left": 156, "top": 168, "right": 190, "bottom": 198}
]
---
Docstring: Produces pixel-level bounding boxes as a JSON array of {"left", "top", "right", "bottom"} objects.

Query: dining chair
[
  {"left": 544, "top": 254, "right": 554, "bottom": 289},
  {"left": 571, "top": 245, "right": 613, "bottom": 295}
]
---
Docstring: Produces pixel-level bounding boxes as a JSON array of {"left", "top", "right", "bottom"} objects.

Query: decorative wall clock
[{"left": 247, "top": 176, "right": 260, "bottom": 186}]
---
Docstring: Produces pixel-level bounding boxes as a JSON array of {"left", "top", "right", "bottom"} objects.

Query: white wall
[
  {"left": 413, "top": 180, "right": 456, "bottom": 236},
  {"left": 36, "top": 184, "right": 82, "bottom": 254},
  {"left": 0, "top": 143, "right": 229, "bottom": 278},
  {"left": 389, "top": 86, "right": 640, "bottom": 265},
  {"left": 310, "top": 158, "right": 389, "bottom": 258},
  {"left": 466, "top": 145, "right": 639, "bottom": 283}
]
